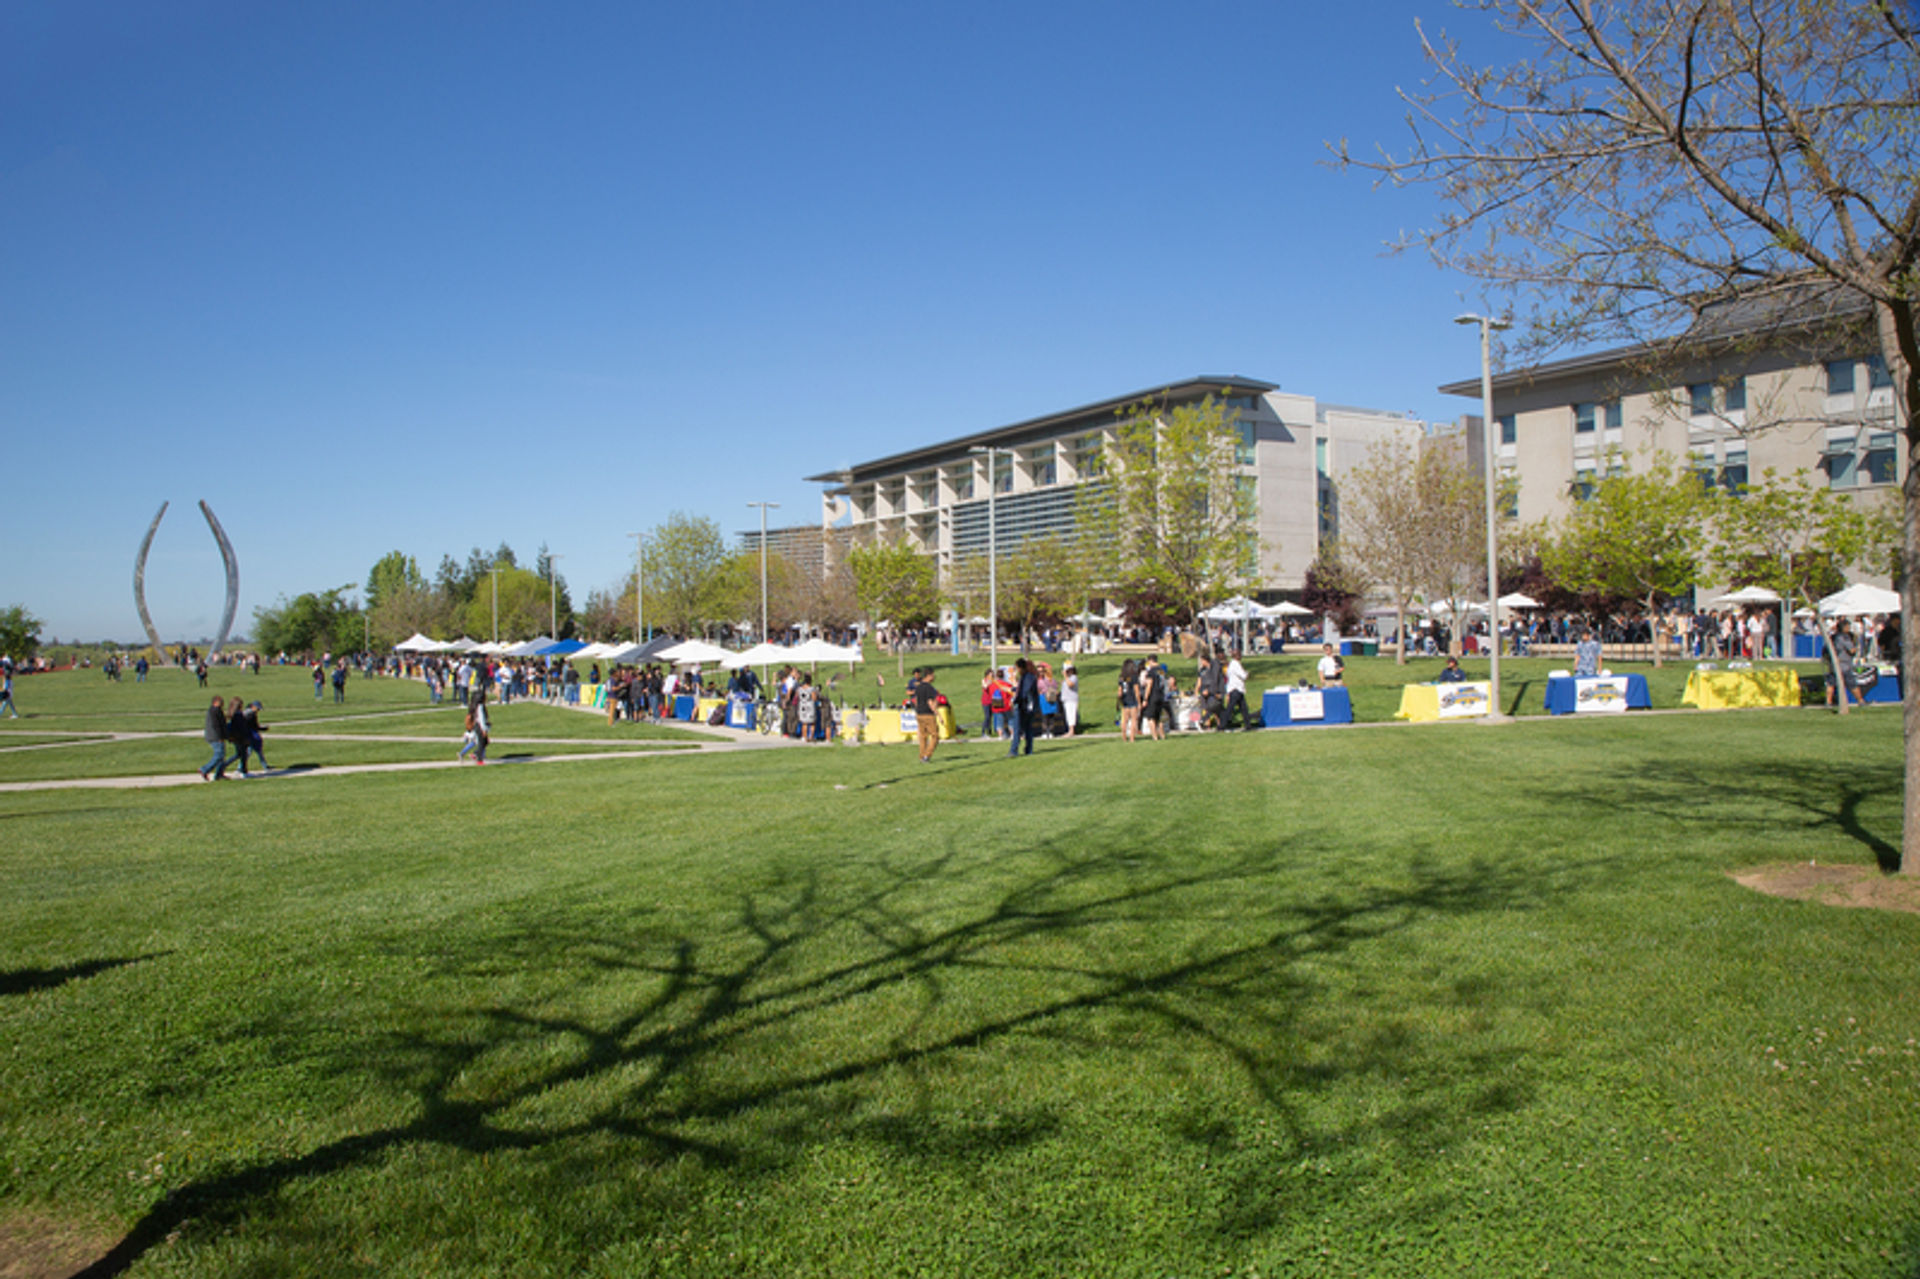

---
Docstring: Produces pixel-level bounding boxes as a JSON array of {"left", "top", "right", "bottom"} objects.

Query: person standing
[
  {"left": 1142, "top": 657, "right": 1170, "bottom": 740},
  {"left": 1007, "top": 658, "right": 1040, "bottom": 757},
  {"left": 1223, "top": 653, "right": 1253, "bottom": 731},
  {"left": 331, "top": 660, "right": 348, "bottom": 703},
  {"left": 0, "top": 666, "right": 18, "bottom": 719},
  {"left": 1118, "top": 658, "right": 1140, "bottom": 742},
  {"left": 198, "top": 693, "right": 230, "bottom": 780},
  {"left": 912, "top": 667, "right": 941, "bottom": 763},
  {"left": 1574, "top": 629, "right": 1603, "bottom": 678},
  {"left": 1060, "top": 663, "right": 1081, "bottom": 737},
  {"left": 1316, "top": 643, "right": 1345, "bottom": 688}
]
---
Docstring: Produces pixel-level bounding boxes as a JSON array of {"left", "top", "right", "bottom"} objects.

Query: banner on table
[
  {"left": 1287, "top": 689, "right": 1325, "bottom": 721},
  {"left": 1574, "top": 676, "right": 1630, "bottom": 713},
  {"left": 1437, "top": 681, "right": 1491, "bottom": 719},
  {"left": 899, "top": 708, "right": 918, "bottom": 734}
]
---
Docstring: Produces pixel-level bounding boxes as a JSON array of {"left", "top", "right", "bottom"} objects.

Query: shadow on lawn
[
  {"left": 75, "top": 828, "right": 1594, "bottom": 1274},
  {"left": 1536, "top": 756, "right": 1902, "bottom": 873},
  {"left": 0, "top": 954, "right": 165, "bottom": 998}
]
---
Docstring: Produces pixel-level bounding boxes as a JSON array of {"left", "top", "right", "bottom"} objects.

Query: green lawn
[
  {"left": 2, "top": 674, "right": 1914, "bottom": 1276},
  {"left": 0, "top": 669, "right": 704, "bottom": 782}
]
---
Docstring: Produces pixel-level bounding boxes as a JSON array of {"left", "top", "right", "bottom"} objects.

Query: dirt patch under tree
[{"left": 1732, "top": 862, "right": 1920, "bottom": 914}]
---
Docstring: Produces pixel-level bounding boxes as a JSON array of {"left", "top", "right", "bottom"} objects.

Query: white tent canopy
[
  {"left": 657, "top": 638, "right": 733, "bottom": 666},
  {"left": 1712, "top": 585, "right": 1783, "bottom": 607},
  {"left": 788, "top": 637, "right": 862, "bottom": 663},
  {"left": 1819, "top": 582, "right": 1901, "bottom": 616},
  {"left": 1496, "top": 592, "right": 1543, "bottom": 610},
  {"left": 1262, "top": 601, "right": 1312, "bottom": 618},
  {"left": 723, "top": 642, "right": 793, "bottom": 669},
  {"left": 1202, "top": 595, "right": 1264, "bottom": 621},
  {"left": 501, "top": 636, "right": 555, "bottom": 657}
]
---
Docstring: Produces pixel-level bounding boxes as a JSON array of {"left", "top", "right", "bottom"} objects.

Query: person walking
[
  {"left": 464, "top": 688, "right": 491, "bottom": 764},
  {"left": 1223, "top": 653, "right": 1254, "bottom": 731},
  {"left": 0, "top": 666, "right": 18, "bottom": 719},
  {"left": 198, "top": 693, "right": 231, "bottom": 780},
  {"left": 223, "top": 696, "right": 253, "bottom": 777},
  {"left": 912, "top": 667, "right": 941, "bottom": 763},
  {"left": 1060, "top": 663, "right": 1080, "bottom": 737},
  {"left": 238, "top": 700, "right": 270, "bottom": 774}
]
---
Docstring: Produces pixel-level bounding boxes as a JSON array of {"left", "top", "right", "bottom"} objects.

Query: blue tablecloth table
[
  {"left": 1543, "top": 674, "right": 1653, "bottom": 715},
  {"left": 1261, "top": 686, "right": 1354, "bottom": 728}
]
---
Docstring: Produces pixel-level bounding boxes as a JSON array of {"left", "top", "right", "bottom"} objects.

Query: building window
[
  {"left": 1721, "top": 445, "right": 1748, "bottom": 493},
  {"left": 1605, "top": 400, "right": 1623, "bottom": 430},
  {"left": 1040, "top": 459, "right": 1057, "bottom": 486},
  {"left": 1574, "top": 402, "right": 1597, "bottom": 434},
  {"left": 1827, "top": 359, "right": 1856, "bottom": 397},
  {"left": 1824, "top": 432, "right": 1860, "bottom": 488},
  {"left": 1315, "top": 438, "right": 1328, "bottom": 476},
  {"left": 1869, "top": 356, "right": 1892, "bottom": 390},
  {"left": 1235, "top": 420, "right": 1257, "bottom": 465},
  {"left": 1498, "top": 414, "right": 1516, "bottom": 446},
  {"left": 1723, "top": 378, "right": 1746, "bottom": 414},
  {"left": 1572, "top": 466, "right": 1596, "bottom": 501},
  {"left": 1865, "top": 431, "right": 1898, "bottom": 485},
  {"left": 1689, "top": 383, "right": 1715, "bottom": 416}
]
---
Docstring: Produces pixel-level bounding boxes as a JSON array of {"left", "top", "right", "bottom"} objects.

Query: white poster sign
[
  {"left": 1574, "top": 675, "right": 1630, "bottom": 713},
  {"left": 1436, "top": 681, "right": 1492, "bottom": 719},
  {"left": 1287, "top": 689, "right": 1325, "bottom": 721}
]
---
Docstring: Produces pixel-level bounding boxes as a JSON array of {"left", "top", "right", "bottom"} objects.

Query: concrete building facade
[
  {"left": 1438, "top": 289, "right": 1903, "bottom": 563},
  {"left": 807, "top": 376, "right": 1423, "bottom": 596}
]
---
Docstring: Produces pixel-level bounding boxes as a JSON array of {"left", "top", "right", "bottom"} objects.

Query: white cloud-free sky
[{"left": 3, "top": 0, "right": 1510, "bottom": 641}]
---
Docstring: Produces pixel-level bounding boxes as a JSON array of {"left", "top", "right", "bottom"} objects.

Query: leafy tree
[
  {"left": 1540, "top": 457, "right": 1709, "bottom": 667},
  {"left": 645, "top": 513, "right": 733, "bottom": 640},
  {"left": 1092, "top": 391, "right": 1260, "bottom": 627},
  {"left": 848, "top": 537, "right": 936, "bottom": 678},
  {"left": 252, "top": 588, "right": 356, "bottom": 657},
  {"left": 1712, "top": 469, "right": 1898, "bottom": 710},
  {"left": 460, "top": 564, "right": 549, "bottom": 643},
  {"left": 0, "top": 604, "right": 44, "bottom": 661},
  {"left": 1299, "top": 551, "right": 1364, "bottom": 638},
  {"left": 369, "top": 583, "right": 450, "bottom": 651},
  {"left": 998, "top": 536, "right": 1089, "bottom": 653},
  {"left": 364, "top": 551, "right": 425, "bottom": 615},
  {"left": 1344, "top": 1, "right": 1920, "bottom": 851}
]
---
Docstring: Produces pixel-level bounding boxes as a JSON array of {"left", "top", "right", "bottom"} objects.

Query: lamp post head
[{"left": 1454, "top": 312, "right": 1513, "bottom": 331}]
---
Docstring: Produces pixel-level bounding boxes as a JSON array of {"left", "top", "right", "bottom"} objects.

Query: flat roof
[
  {"left": 806, "top": 375, "right": 1278, "bottom": 487},
  {"left": 1438, "top": 283, "right": 1873, "bottom": 398}
]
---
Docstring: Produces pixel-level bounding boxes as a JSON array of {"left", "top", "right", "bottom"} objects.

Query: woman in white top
[{"left": 1060, "top": 664, "right": 1080, "bottom": 736}]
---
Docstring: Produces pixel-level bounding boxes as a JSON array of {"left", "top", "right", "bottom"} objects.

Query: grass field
[{"left": 1, "top": 664, "right": 1915, "bottom": 1276}]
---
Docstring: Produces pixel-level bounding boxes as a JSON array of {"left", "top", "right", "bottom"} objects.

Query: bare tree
[{"left": 1342, "top": 0, "right": 1920, "bottom": 865}]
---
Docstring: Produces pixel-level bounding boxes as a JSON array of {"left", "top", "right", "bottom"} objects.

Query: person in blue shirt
[
  {"left": 1574, "top": 629, "right": 1603, "bottom": 678},
  {"left": 1436, "top": 656, "right": 1466, "bottom": 683}
]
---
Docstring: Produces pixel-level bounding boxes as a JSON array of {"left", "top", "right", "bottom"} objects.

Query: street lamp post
[
  {"left": 488, "top": 566, "right": 500, "bottom": 646},
  {"left": 1456, "top": 312, "right": 1512, "bottom": 721},
  {"left": 626, "top": 532, "right": 645, "bottom": 644},
  {"left": 746, "top": 502, "right": 779, "bottom": 642},
  {"left": 547, "top": 553, "right": 564, "bottom": 639},
  {"left": 968, "top": 445, "right": 1012, "bottom": 671}
]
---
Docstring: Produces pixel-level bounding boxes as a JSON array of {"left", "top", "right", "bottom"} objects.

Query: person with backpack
[
  {"left": 986, "top": 668, "right": 1015, "bottom": 741},
  {"left": 1141, "top": 657, "right": 1170, "bottom": 741}
]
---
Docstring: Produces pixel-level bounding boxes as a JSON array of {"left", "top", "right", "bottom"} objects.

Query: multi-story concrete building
[
  {"left": 806, "top": 376, "right": 1422, "bottom": 595},
  {"left": 1438, "top": 288, "right": 1903, "bottom": 544}
]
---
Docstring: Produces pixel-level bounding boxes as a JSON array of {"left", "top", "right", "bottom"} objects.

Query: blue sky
[{"left": 4, "top": 1, "right": 1504, "bottom": 642}]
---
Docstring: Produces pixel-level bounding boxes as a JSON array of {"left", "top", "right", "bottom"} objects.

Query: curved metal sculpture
[{"left": 133, "top": 500, "right": 240, "bottom": 660}]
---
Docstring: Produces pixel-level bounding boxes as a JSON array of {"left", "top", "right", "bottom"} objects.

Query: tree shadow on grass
[
  {"left": 1526, "top": 756, "right": 1902, "bottom": 873},
  {"left": 0, "top": 954, "right": 166, "bottom": 998},
  {"left": 74, "top": 827, "right": 1600, "bottom": 1275}
]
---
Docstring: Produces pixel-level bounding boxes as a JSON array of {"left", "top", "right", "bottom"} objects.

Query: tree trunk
[
  {"left": 1876, "top": 297, "right": 1918, "bottom": 873},
  {"left": 1821, "top": 613, "right": 1852, "bottom": 717},
  {"left": 1395, "top": 606, "right": 1408, "bottom": 665}
]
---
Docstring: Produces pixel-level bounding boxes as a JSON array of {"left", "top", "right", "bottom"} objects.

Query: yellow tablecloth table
[
  {"left": 855, "top": 706, "right": 959, "bottom": 744},
  {"left": 1681, "top": 668, "right": 1801, "bottom": 709},
  {"left": 694, "top": 696, "right": 726, "bottom": 724},
  {"left": 1395, "top": 681, "right": 1492, "bottom": 722}
]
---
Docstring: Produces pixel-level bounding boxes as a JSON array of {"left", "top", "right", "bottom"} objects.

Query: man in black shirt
[{"left": 912, "top": 667, "right": 941, "bottom": 763}]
